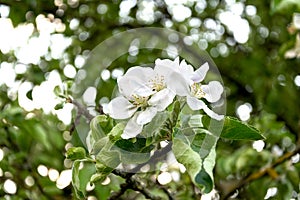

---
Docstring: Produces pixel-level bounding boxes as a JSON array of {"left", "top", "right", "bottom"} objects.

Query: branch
[
  {"left": 108, "top": 175, "right": 162, "bottom": 200},
  {"left": 130, "top": 142, "right": 172, "bottom": 174},
  {"left": 111, "top": 143, "right": 175, "bottom": 200},
  {"left": 222, "top": 144, "right": 300, "bottom": 199},
  {"left": 67, "top": 98, "right": 94, "bottom": 122},
  {"left": 67, "top": 97, "right": 94, "bottom": 133},
  {"left": 155, "top": 180, "right": 175, "bottom": 200}
]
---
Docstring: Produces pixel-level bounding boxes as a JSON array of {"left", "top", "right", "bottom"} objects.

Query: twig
[
  {"left": 130, "top": 142, "right": 172, "bottom": 174},
  {"left": 108, "top": 175, "right": 162, "bottom": 200},
  {"left": 67, "top": 98, "right": 94, "bottom": 122},
  {"left": 110, "top": 144, "right": 173, "bottom": 199},
  {"left": 222, "top": 145, "right": 300, "bottom": 199},
  {"left": 156, "top": 180, "right": 175, "bottom": 200},
  {"left": 67, "top": 97, "right": 94, "bottom": 134}
]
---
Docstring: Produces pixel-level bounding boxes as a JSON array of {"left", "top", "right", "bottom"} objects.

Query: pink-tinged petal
[
  {"left": 104, "top": 96, "right": 137, "bottom": 119},
  {"left": 191, "top": 62, "right": 209, "bottom": 83},
  {"left": 148, "top": 88, "right": 175, "bottom": 111},
  {"left": 201, "top": 81, "right": 223, "bottom": 103},
  {"left": 167, "top": 72, "right": 190, "bottom": 96},
  {"left": 136, "top": 107, "right": 157, "bottom": 125},
  {"left": 186, "top": 96, "right": 224, "bottom": 120},
  {"left": 122, "top": 114, "right": 143, "bottom": 139},
  {"left": 118, "top": 76, "right": 154, "bottom": 98}
]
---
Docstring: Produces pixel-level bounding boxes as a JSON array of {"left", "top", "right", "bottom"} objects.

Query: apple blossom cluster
[{"left": 103, "top": 57, "right": 224, "bottom": 139}]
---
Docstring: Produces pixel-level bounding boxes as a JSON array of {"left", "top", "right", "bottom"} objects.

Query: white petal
[
  {"left": 118, "top": 67, "right": 155, "bottom": 98},
  {"left": 167, "top": 72, "right": 190, "bottom": 96},
  {"left": 136, "top": 107, "right": 157, "bottom": 125},
  {"left": 105, "top": 96, "right": 137, "bottom": 119},
  {"left": 186, "top": 96, "right": 224, "bottom": 120},
  {"left": 148, "top": 88, "right": 175, "bottom": 111},
  {"left": 187, "top": 96, "right": 205, "bottom": 110},
  {"left": 201, "top": 81, "right": 223, "bottom": 103},
  {"left": 122, "top": 114, "right": 143, "bottom": 139},
  {"left": 154, "top": 62, "right": 176, "bottom": 76},
  {"left": 201, "top": 104, "right": 224, "bottom": 121},
  {"left": 155, "top": 57, "right": 180, "bottom": 71},
  {"left": 118, "top": 76, "right": 154, "bottom": 98},
  {"left": 179, "top": 59, "right": 194, "bottom": 78},
  {"left": 191, "top": 62, "right": 209, "bottom": 83},
  {"left": 125, "top": 66, "right": 155, "bottom": 79}
]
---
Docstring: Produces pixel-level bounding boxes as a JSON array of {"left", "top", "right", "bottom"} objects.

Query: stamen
[
  {"left": 131, "top": 94, "right": 149, "bottom": 108},
  {"left": 190, "top": 83, "right": 206, "bottom": 99},
  {"left": 149, "top": 75, "right": 165, "bottom": 91}
]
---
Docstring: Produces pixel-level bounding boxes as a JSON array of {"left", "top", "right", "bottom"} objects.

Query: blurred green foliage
[{"left": 0, "top": 0, "right": 300, "bottom": 199}]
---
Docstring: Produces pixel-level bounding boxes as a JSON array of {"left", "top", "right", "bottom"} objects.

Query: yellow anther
[
  {"left": 190, "top": 83, "right": 206, "bottom": 99},
  {"left": 149, "top": 75, "right": 165, "bottom": 91},
  {"left": 131, "top": 94, "right": 149, "bottom": 108}
]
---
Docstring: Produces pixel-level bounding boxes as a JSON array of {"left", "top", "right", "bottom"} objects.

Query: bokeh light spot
[{"left": 4, "top": 179, "right": 17, "bottom": 194}]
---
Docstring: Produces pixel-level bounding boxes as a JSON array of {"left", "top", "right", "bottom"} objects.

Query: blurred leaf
[
  {"left": 66, "top": 147, "right": 86, "bottom": 161},
  {"left": 54, "top": 103, "right": 64, "bottom": 110},
  {"left": 53, "top": 85, "right": 62, "bottom": 96},
  {"left": 271, "top": 0, "right": 300, "bottom": 14}
]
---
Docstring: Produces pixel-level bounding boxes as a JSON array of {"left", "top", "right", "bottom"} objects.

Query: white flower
[
  {"left": 163, "top": 59, "right": 224, "bottom": 120},
  {"left": 104, "top": 66, "right": 175, "bottom": 139}
]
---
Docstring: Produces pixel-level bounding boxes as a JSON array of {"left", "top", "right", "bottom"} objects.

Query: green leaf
[
  {"left": 90, "top": 115, "right": 113, "bottom": 141},
  {"left": 114, "top": 138, "right": 154, "bottom": 164},
  {"left": 53, "top": 85, "right": 62, "bottom": 96},
  {"left": 92, "top": 136, "right": 110, "bottom": 155},
  {"left": 66, "top": 147, "right": 86, "bottom": 161},
  {"left": 141, "top": 111, "right": 169, "bottom": 139},
  {"left": 195, "top": 168, "right": 213, "bottom": 193},
  {"left": 72, "top": 160, "right": 85, "bottom": 199},
  {"left": 170, "top": 100, "right": 181, "bottom": 127},
  {"left": 93, "top": 162, "right": 115, "bottom": 183},
  {"left": 199, "top": 144, "right": 216, "bottom": 193},
  {"left": 172, "top": 128, "right": 217, "bottom": 193},
  {"left": 221, "top": 117, "right": 264, "bottom": 140},
  {"left": 188, "top": 114, "right": 203, "bottom": 128},
  {"left": 72, "top": 160, "right": 96, "bottom": 199},
  {"left": 96, "top": 146, "right": 121, "bottom": 168},
  {"left": 90, "top": 169, "right": 112, "bottom": 184},
  {"left": 108, "top": 122, "right": 125, "bottom": 142},
  {"left": 54, "top": 103, "right": 64, "bottom": 110},
  {"left": 202, "top": 116, "right": 264, "bottom": 140},
  {"left": 172, "top": 129, "right": 202, "bottom": 186}
]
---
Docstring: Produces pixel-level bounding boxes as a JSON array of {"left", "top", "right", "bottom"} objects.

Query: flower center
[
  {"left": 149, "top": 75, "right": 165, "bottom": 92},
  {"left": 131, "top": 94, "right": 149, "bottom": 108},
  {"left": 190, "top": 82, "right": 205, "bottom": 99}
]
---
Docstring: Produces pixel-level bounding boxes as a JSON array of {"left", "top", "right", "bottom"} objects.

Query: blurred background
[{"left": 0, "top": 0, "right": 300, "bottom": 199}]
